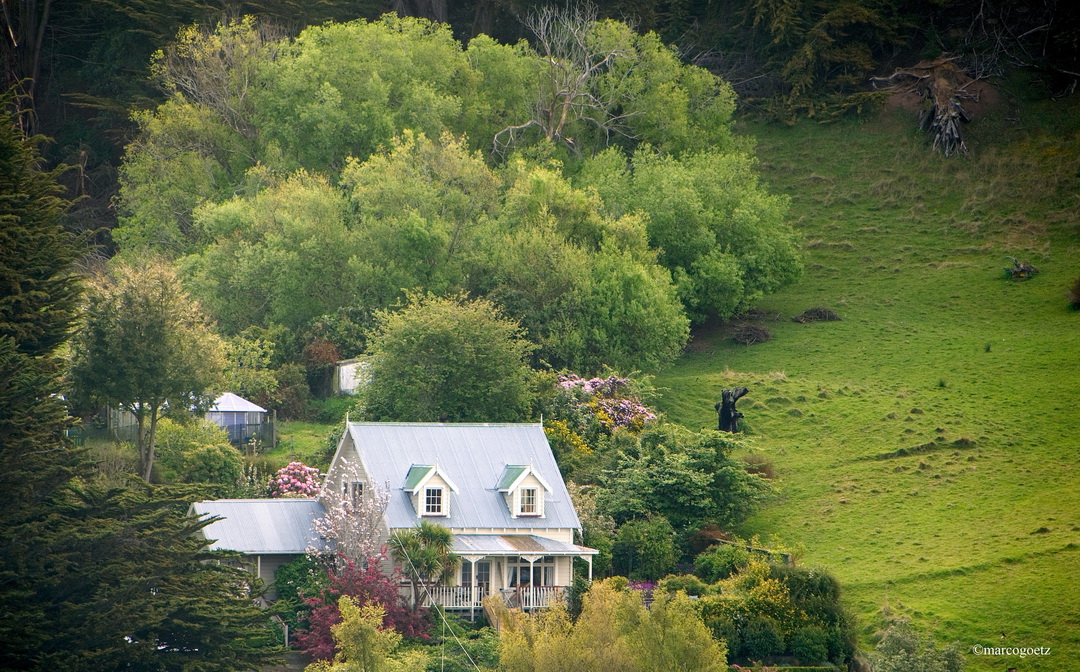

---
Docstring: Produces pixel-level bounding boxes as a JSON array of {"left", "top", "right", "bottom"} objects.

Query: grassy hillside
[{"left": 654, "top": 83, "right": 1080, "bottom": 671}]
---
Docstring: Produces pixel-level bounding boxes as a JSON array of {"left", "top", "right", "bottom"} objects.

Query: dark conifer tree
[{"left": 0, "top": 99, "right": 277, "bottom": 672}]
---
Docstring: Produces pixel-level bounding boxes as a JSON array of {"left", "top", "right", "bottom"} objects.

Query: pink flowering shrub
[{"left": 268, "top": 461, "right": 321, "bottom": 498}]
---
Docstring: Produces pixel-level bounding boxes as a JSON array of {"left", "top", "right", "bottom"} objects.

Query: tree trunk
[
  {"left": 716, "top": 387, "right": 749, "bottom": 433},
  {"left": 142, "top": 409, "right": 159, "bottom": 482}
]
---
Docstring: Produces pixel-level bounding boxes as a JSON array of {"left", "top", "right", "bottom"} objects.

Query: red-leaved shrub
[{"left": 294, "top": 553, "right": 429, "bottom": 660}]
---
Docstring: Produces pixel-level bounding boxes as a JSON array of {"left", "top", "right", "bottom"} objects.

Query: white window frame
[
  {"left": 519, "top": 487, "right": 539, "bottom": 516},
  {"left": 460, "top": 560, "right": 491, "bottom": 587},
  {"left": 342, "top": 481, "right": 364, "bottom": 508},
  {"left": 423, "top": 486, "right": 445, "bottom": 516}
]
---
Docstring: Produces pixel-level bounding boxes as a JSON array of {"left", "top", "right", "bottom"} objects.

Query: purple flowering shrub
[
  {"left": 268, "top": 461, "right": 321, "bottom": 498},
  {"left": 557, "top": 374, "right": 656, "bottom": 431}
]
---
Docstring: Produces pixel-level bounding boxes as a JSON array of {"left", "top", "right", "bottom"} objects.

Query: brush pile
[
  {"left": 791, "top": 307, "right": 842, "bottom": 323},
  {"left": 731, "top": 323, "right": 772, "bottom": 345}
]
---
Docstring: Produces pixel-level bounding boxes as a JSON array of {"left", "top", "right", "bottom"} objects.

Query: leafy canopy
[
  {"left": 72, "top": 258, "right": 225, "bottom": 480},
  {"left": 360, "top": 292, "right": 537, "bottom": 423}
]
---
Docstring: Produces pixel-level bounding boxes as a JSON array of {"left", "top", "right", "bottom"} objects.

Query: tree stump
[
  {"left": 1004, "top": 256, "right": 1038, "bottom": 280},
  {"left": 716, "top": 387, "right": 749, "bottom": 433}
]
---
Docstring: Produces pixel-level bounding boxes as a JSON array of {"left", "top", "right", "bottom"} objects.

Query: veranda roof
[{"left": 451, "top": 534, "right": 597, "bottom": 557}]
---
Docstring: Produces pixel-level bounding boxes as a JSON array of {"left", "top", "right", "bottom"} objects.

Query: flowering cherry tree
[
  {"left": 312, "top": 460, "right": 391, "bottom": 568},
  {"left": 268, "top": 461, "right": 321, "bottom": 498}
]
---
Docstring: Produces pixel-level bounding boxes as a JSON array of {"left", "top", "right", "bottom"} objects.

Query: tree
[
  {"left": 612, "top": 515, "right": 677, "bottom": 581},
  {"left": 303, "top": 596, "right": 431, "bottom": 672},
  {"left": 493, "top": 4, "right": 738, "bottom": 159},
  {"left": 0, "top": 94, "right": 80, "bottom": 358},
  {"left": 72, "top": 258, "right": 226, "bottom": 481},
  {"left": 579, "top": 147, "right": 800, "bottom": 322},
  {"left": 360, "top": 293, "right": 537, "bottom": 422},
  {"left": 296, "top": 555, "right": 429, "bottom": 662},
  {"left": 389, "top": 521, "right": 458, "bottom": 611},
  {"left": 153, "top": 417, "right": 241, "bottom": 485},
  {"left": 4, "top": 482, "right": 278, "bottom": 671},
  {"left": 871, "top": 617, "right": 963, "bottom": 672},
  {"left": 0, "top": 96, "right": 82, "bottom": 510},
  {"left": 183, "top": 169, "right": 358, "bottom": 333},
  {"left": 598, "top": 424, "right": 772, "bottom": 530},
  {"left": 498, "top": 579, "right": 727, "bottom": 672},
  {"left": 0, "top": 93, "right": 275, "bottom": 672},
  {"left": 313, "top": 467, "right": 391, "bottom": 567}
]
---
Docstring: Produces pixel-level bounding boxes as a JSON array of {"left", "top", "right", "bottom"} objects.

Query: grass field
[{"left": 653, "top": 85, "right": 1080, "bottom": 671}]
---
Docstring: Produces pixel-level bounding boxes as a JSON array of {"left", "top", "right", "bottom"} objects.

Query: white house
[{"left": 191, "top": 422, "right": 596, "bottom": 613}]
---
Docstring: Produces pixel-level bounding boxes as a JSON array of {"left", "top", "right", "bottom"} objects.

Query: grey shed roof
[
  {"left": 209, "top": 392, "right": 267, "bottom": 414},
  {"left": 190, "top": 498, "right": 326, "bottom": 554},
  {"left": 343, "top": 422, "right": 581, "bottom": 532}
]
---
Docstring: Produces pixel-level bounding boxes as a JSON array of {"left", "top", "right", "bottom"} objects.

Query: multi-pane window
[
  {"left": 508, "top": 556, "right": 555, "bottom": 586},
  {"left": 424, "top": 486, "right": 443, "bottom": 515},
  {"left": 342, "top": 481, "right": 364, "bottom": 508},
  {"left": 520, "top": 487, "right": 538, "bottom": 515},
  {"left": 460, "top": 561, "right": 491, "bottom": 587}
]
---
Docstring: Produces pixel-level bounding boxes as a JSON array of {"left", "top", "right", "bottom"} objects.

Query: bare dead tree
[
  {"left": 716, "top": 387, "right": 749, "bottom": 433},
  {"left": 493, "top": 3, "right": 639, "bottom": 158}
]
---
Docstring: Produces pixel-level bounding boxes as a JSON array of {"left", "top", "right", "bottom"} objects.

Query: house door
[
  {"left": 460, "top": 560, "right": 491, "bottom": 594},
  {"left": 507, "top": 556, "right": 554, "bottom": 587}
]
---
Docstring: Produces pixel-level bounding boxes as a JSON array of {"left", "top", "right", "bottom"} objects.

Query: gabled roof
[
  {"left": 341, "top": 422, "right": 581, "bottom": 531},
  {"left": 189, "top": 498, "right": 326, "bottom": 554},
  {"left": 209, "top": 392, "right": 267, "bottom": 414},
  {"left": 496, "top": 465, "right": 553, "bottom": 493},
  {"left": 403, "top": 464, "right": 460, "bottom": 493}
]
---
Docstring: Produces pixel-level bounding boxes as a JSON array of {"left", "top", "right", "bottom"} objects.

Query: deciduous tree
[
  {"left": 498, "top": 579, "right": 727, "bottom": 671},
  {"left": 72, "top": 258, "right": 225, "bottom": 481},
  {"left": 360, "top": 292, "right": 537, "bottom": 423}
]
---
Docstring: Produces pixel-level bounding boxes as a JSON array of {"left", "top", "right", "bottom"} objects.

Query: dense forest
[{"left": 4, "top": 0, "right": 1078, "bottom": 251}]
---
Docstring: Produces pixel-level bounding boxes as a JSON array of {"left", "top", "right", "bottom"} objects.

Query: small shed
[
  {"left": 206, "top": 393, "right": 271, "bottom": 445},
  {"left": 332, "top": 357, "right": 372, "bottom": 395}
]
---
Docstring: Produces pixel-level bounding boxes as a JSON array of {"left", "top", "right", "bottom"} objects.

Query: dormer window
[
  {"left": 497, "top": 465, "right": 552, "bottom": 518},
  {"left": 424, "top": 486, "right": 444, "bottom": 515},
  {"left": 404, "top": 464, "right": 458, "bottom": 518}
]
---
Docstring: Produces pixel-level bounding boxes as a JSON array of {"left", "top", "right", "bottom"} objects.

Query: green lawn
[
  {"left": 654, "top": 92, "right": 1080, "bottom": 671},
  {"left": 268, "top": 420, "right": 338, "bottom": 471}
]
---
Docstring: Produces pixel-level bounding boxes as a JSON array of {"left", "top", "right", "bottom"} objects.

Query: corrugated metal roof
[
  {"left": 210, "top": 392, "right": 267, "bottom": 414},
  {"left": 452, "top": 534, "right": 597, "bottom": 556},
  {"left": 190, "top": 498, "right": 326, "bottom": 554},
  {"left": 347, "top": 423, "right": 582, "bottom": 532}
]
